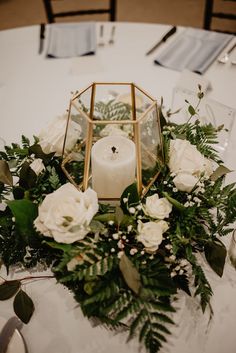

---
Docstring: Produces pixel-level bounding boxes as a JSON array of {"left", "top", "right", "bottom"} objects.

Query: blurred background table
[{"left": 0, "top": 21, "right": 236, "bottom": 353}]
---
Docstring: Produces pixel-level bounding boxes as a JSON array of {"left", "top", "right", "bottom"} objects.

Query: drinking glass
[
  {"left": 228, "top": 229, "right": 236, "bottom": 269},
  {"left": 171, "top": 87, "right": 235, "bottom": 159}
]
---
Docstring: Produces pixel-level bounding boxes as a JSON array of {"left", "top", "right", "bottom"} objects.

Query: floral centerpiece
[{"left": 0, "top": 87, "right": 236, "bottom": 353}]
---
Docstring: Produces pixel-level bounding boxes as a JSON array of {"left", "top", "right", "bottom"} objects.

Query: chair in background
[
  {"left": 203, "top": 0, "right": 236, "bottom": 34},
  {"left": 43, "top": 0, "right": 116, "bottom": 23}
]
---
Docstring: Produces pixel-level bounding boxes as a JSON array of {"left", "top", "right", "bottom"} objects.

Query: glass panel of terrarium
[
  {"left": 72, "top": 85, "right": 93, "bottom": 119},
  {"left": 139, "top": 104, "right": 162, "bottom": 187},
  {"left": 171, "top": 87, "right": 235, "bottom": 158},
  {"left": 93, "top": 121, "right": 134, "bottom": 141},
  {"left": 134, "top": 85, "right": 154, "bottom": 120},
  {"left": 94, "top": 83, "right": 132, "bottom": 122}
]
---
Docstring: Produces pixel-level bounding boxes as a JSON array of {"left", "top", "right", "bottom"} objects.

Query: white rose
[
  {"left": 173, "top": 172, "right": 198, "bottom": 192},
  {"left": 38, "top": 115, "right": 81, "bottom": 156},
  {"left": 169, "top": 139, "right": 212, "bottom": 177},
  {"left": 157, "top": 220, "right": 169, "bottom": 232},
  {"left": 29, "top": 158, "right": 45, "bottom": 175},
  {"left": 34, "top": 184, "right": 98, "bottom": 244},
  {"left": 145, "top": 194, "right": 172, "bottom": 219},
  {"left": 137, "top": 221, "right": 166, "bottom": 253}
]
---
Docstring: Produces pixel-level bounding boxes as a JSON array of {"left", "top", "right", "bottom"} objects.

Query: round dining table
[{"left": 0, "top": 22, "right": 236, "bottom": 353}]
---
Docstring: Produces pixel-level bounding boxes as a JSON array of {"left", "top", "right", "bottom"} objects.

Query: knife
[
  {"left": 0, "top": 317, "right": 23, "bottom": 353},
  {"left": 145, "top": 26, "right": 177, "bottom": 56},
  {"left": 38, "top": 23, "right": 45, "bottom": 54}
]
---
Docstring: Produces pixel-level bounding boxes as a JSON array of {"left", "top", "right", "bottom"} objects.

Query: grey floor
[{"left": 0, "top": 0, "right": 235, "bottom": 32}]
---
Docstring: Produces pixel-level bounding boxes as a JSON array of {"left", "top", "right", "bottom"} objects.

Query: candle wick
[{"left": 111, "top": 146, "right": 118, "bottom": 154}]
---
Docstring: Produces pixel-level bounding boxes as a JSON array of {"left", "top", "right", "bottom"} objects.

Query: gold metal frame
[{"left": 61, "top": 82, "right": 163, "bottom": 201}]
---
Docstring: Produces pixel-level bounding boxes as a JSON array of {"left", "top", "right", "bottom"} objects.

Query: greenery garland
[{"left": 0, "top": 89, "right": 236, "bottom": 353}]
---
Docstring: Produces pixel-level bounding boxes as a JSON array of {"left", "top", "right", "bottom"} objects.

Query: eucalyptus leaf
[
  {"left": 188, "top": 105, "right": 196, "bottom": 116},
  {"left": 13, "top": 289, "right": 35, "bottom": 324},
  {"left": 115, "top": 206, "right": 124, "bottom": 226},
  {"left": 210, "top": 165, "right": 232, "bottom": 182},
  {"left": 162, "top": 192, "right": 185, "bottom": 211},
  {"left": 0, "top": 160, "right": 13, "bottom": 186},
  {"left": 44, "top": 241, "right": 72, "bottom": 253},
  {"left": 119, "top": 254, "right": 141, "bottom": 295},
  {"left": 204, "top": 240, "right": 226, "bottom": 277},
  {"left": 13, "top": 186, "right": 25, "bottom": 200},
  {"left": 7, "top": 199, "right": 38, "bottom": 240},
  {"left": 29, "top": 144, "right": 54, "bottom": 163},
  {"left": 19, "top": 161, "right": 37, "bottom": 189},
  {"left": 94, "top": 213, "right": 116, "bottom": 223},
  {"left": 159, "top": 105, "right": 168, "bottom": 131},
  {"left": 121, "top": 215, "right": 135, "bottom": 227},
  {"left": 0, "top": 280, "right": 21, "bottom": 300},
  {"left": 89, "top": 219, "right": 105, "bottom": 233},
  {"left": 120, "top": 183, "right": 140, "bottom": 214}
]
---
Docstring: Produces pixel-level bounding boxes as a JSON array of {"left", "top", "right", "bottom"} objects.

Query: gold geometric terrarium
[{"left": 61, "top": 82, "right": 163, "bottom": 202}]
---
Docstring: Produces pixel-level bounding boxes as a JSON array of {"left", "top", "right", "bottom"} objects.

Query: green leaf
[
  {"left": 89, "top": 220, "right": 106, "bottom": 233},
  {"left": 44, "top": 241, "right": 72, "bottom": 253},
  {"left": 188, "top": 105, "right": 196, "bottom": 116},
  {"left": 119, "top": 254, "right": 141, "bottom": 295},
  {"left": 162, "top": 192, "right": 185, "bottom": 211},
  {"left": 158, "top": 102, "right": 168, "bottom": 131},
  {"left": 84, "top": 281, "right": 97, "bottom": 295},
  {"left": 115, "top": 206, "right": 124, "bottom": 226},
  {"left": 0, "top": 280, "right": 21, "bottom": 300},
  {"left": 205, "top": 240, "right": 226, "bottom": 277},
  {"left": 7, "top": 199, "right": 38, "bottom": 240},
  {"left": 29, "top": 144, "right": 55, "bottom": 163},
  {"left": 19, "top": 161, "right": 37, "bottom": 189},
  {"left": 94, "top": 213, "right": 116, "bottom": 223},
  {"left": 120, "top": 183, "right": 140, "bottom": 214},
  {"left": 13, "top": 186, "right": 25, "bottom": 200},
  {"left": 13, "top": 289, "right": 35, "bottom": 324},
  {"left": 0, "top": 160, "right": 13, "bottom": 186},
  {"left": 210, "top": 165, "right": 232, "bottom": 182}
]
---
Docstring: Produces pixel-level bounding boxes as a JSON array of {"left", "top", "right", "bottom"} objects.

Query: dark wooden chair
[
  {"left": 203, "top": 0, "right": 236, "bottom": 34},
  {"left": 43, "top": 0, "right": 116, "bottom": 23}
]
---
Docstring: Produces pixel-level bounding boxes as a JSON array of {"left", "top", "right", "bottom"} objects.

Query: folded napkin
[
  {"left": 46, "top": 22, "right": 96, "bottom": 58},
  {"left": 154, "top": 27, "right": 233, "bottom": 74}
]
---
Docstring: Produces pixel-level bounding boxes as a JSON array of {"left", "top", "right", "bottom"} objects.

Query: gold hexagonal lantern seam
[{"left": 61, "top": 82, "right": 163, "bottom": 202}]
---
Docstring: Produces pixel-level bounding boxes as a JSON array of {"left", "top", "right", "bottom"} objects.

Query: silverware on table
[
  {"left": 38, "top": 23, "right": 45, "bottom": 54},
  {"left": 98, "top": 24, "right": 104, "bottom": 47},
  {"left": 145, "top": 26, "right": 177, "bottom": 56},
  {"left": 217, "top": 42, "right": 236, "bottom": 64},
  {"left": 108, "top": 25, "right": 116, "bottom": 45},
  {"left": 0, "top": 317, "right": 23, "bottom": 353}
]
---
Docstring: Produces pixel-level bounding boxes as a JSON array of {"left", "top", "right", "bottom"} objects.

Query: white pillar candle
[{"left": 91, "top": 135, "right": 136, "bottom": 199}]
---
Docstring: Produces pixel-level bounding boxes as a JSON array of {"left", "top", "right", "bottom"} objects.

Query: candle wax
[{"left": 91, "top": 135, "right": 136, "bottom": 199}]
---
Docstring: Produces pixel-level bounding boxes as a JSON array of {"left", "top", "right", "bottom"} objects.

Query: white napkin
[
  {"left": 46, "top": 22, "right": 96, "bottom": 58},
  {"left": 154, "top": 27, "right": 233, "bottom": 74}
]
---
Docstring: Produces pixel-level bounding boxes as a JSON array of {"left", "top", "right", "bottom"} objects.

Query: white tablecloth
[{"left": 0, "top": 22, "right": 236, "bottom": 353}]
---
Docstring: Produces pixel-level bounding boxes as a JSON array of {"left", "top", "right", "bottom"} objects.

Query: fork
[
  {"left": 98, "top": 24, "right": 104, "bottom": 47},
  {"left": 108, "top": 25, "right": 116, "bottom": 45}
]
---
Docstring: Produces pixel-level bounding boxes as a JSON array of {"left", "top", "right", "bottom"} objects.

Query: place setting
[{"left": 38, "top": 22, "right": 116, "bottom": 58}]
